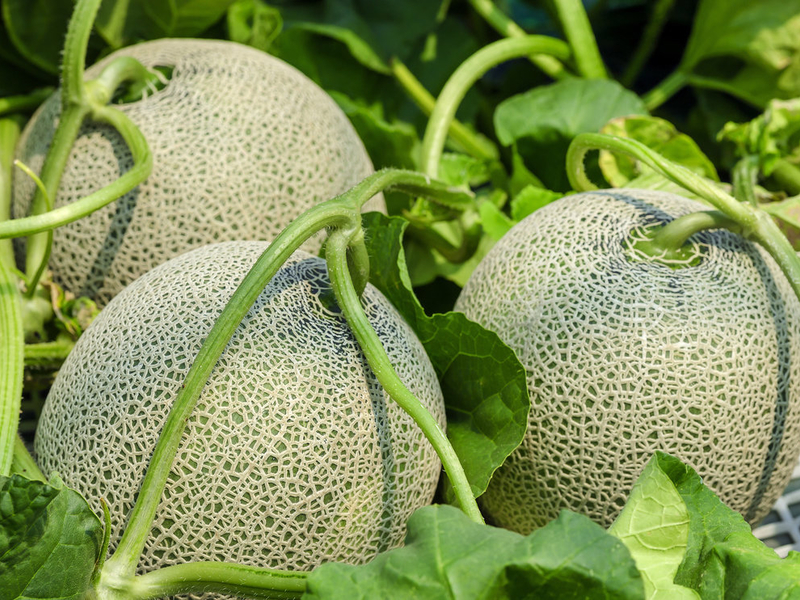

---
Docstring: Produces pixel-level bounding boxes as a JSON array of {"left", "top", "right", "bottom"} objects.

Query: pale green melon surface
[
  {"left": 34, "top": 241, "right": 444, "bottom": 573},
  {"left": 456, "top": 189, "right": 800, "bottom": 532},
  {"left": 13, "top": 39, "right": 383, "bottom": 305}
]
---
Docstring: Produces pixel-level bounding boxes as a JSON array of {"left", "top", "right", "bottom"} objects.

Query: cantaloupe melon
[
  {"left": 13, "top": 39, "right": 383, "bottom": 305},
  {"left": 34, "top": 241, "right": 443, "bottom": 572},
  {"left": 455, "top": 189, "right": 800, "bottom": 532}
]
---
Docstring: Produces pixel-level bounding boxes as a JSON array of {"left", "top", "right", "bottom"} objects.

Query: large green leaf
[
  {"left": 276, "top": 0, "right": 445, "bottom": 74},
  {"left": 304, "top": 505, "right": 644, "bottom": 599},
  {"left": 2, "top": 0, "right": 74, "bottom": 75},
  {"left": 330, "top": 92, "right": 421, "bottom": 215},
  {"left": 0, "top": 474, "right": 103, "bottom": 600},
  {"left": 96, "top": 0, "right": 234, "bottom": 47},
  {"left": 597, "top": 115, "right": 720, "bottom": 202},
  {"left": 679, "top": 0, "right": 800, "bottom": 108},
  {"left": 362, "top": 213, "right": 529, "bottom": 498},
  {"left": 609, "top": 456, "right": 699, "bottom": 599},
  {"left": 654, "top": 452, "right": 800, "bottom": 599},
  {"left": 329, "top": 92, "right": 419, "bottom": 171},
  {"left": 494, "top": 79, "right": 647, "bottom": 191}
]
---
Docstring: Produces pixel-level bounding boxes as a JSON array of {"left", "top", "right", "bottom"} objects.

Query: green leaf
[
  {"left": 679, "top": 0, "right": 800, "bottom": 108},
  {"left": 599, "top": 115, "right": 719, "bottom": 186},
  {"left": 437, "top": 153, "right": 495, "bottom": 189},
  {"left": 96, "top": 0, "right": 235, "bottom": 47},
  {"left": 654, "top": 452, "right": 800, "bottom": 599},
  {"left": 508, "top": 145, "right": 545, "bottom": 196},
  {"left": 510, "top": 185, "right": 562, "bottom": 223},
  {"left": 609, "top": 456, "right": 699, "bottom": 600},
  {"left": 329, "top": 92, "right": 419, "bottom": 171},
  {"left": 225, "top": 0, "right": 282, "bottom": 51},
  {"left": 144, "top": 0, "right": 236, "bottom": 37},
  {"left": 2, "top": 0, "right": 74, "bottom": 75},
  {"left": 478, "top": 202, "right": 513, "bottom": 241},
  {"left": 276, "top": 0, "right": 446, "bottom": 74},
  {"left": 362, "top": 213, "right": 529, "bottom": 497},
  {"left": 0, "top": 473, "right": 103, "bottom": 600},
  {"left": 718, "top": 99, "right": 800, "bottom": 175},
  {"left": 304, "top": 505, "right": 644, "bottom": 600},
  {"left": 329, "top": 92, "right": 421, "bottom": 215},
  {"left": 763, "top": 195, "right": 800, "bottom": 232},
  {"left": 270, "top": 28, "right": 387, "bottom": 108},
  {"left": 494, "top": 79, "right": 647, "bottom": 191},
  {"left": 431, "top": 232, "right": 496, "bottom": 289}
]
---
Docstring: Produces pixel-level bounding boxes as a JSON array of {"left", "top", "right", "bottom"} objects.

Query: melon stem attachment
[
  {"left": 326, "top": 230, "right": 484, "bottom": 524},
  {"left": 631, "top": 210, "right": 742, "bottom": 263},
  {"left": 566, "top": 132, "right": 800, "bottom": 305},
  {"left": 101, "top": 169, "right": 472, "bottom": 579}
]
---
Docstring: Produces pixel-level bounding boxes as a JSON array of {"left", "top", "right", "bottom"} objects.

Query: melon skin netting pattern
[
  {"left": 456, "top": 189, "right": 800, "bottom": 533},
  {"left": 35, "top": 241, "right": 444, "bottom": 573},
  {"left": 14, "top": 39, "right": 384, "bottom": 305}
]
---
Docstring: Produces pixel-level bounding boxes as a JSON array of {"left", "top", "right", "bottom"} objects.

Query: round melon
[
  {"left": 455, "top": 189, "right": 800, "bottom": 532},
  {"left": 13, "top": 39, "right": 383, "bottom": 306},
  {"left": 34, "top": 241, "right": 444, "bottom": 572}
]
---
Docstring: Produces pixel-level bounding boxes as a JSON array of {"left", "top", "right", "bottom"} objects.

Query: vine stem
[
  {"left": 620, "top": 0, "right": 675, "bottom": 87},
  {"left": 0, "top": 117, "right": 22, "bottom": 272},
  {"left": 0, "top": 256, "right": 23, "bottom": 476},
  {"left": 643, "top": 69, "right": 688, "bottom": 111},
  {"left": 566, "top": 132, "right": 800, "bottom": 303},
  {"left": 732, "top": 156, "right": 759, "bottom": 207},
  {"left": 61, "top": 0, "right": 101, "bottom": 108},
  {"left": 2, "top": 106, "right": 152, "bottom": 240},
  {"left": 24, "top": 337, "right": 76, "bottom": 369},
  {"left": 24, "top": 0, "right": 103, "bottom": 282},
  {"left": 550, "top": 0, "right": 607, "bottom": 79},
  {"left": 326, "top": 231, "right": 484, "bottom": 524},
  {"left": 390, "top": 59, "right": 498, "bottom": 161},
  {"left": 465, "top": 0, "right": 572, "bottom": 80},
  {"left": 24, "top": 0, "right": 157, "bottom": 289},
  {"left": 100, "top": 170, "right": 473, "bottom": 581},
  {"left": 420, "top": 35, "right": 570, "bottom": 178},
  {"left": 0, "top": 88, "right": 55, "bottom": 117},
  {"left": 106, "top": 563, "right": 306, "bottom": 600}
]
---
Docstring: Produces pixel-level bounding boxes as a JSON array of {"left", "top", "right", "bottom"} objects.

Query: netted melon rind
[
  {"left": 455, "top": 189, "right": 800, "bottom": 532},
  {"left": 13, "top": 39, "right": 384, "bottom": 306},
  {"left": 34, "top": 241, "right": 444, "bottom": 573}
]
